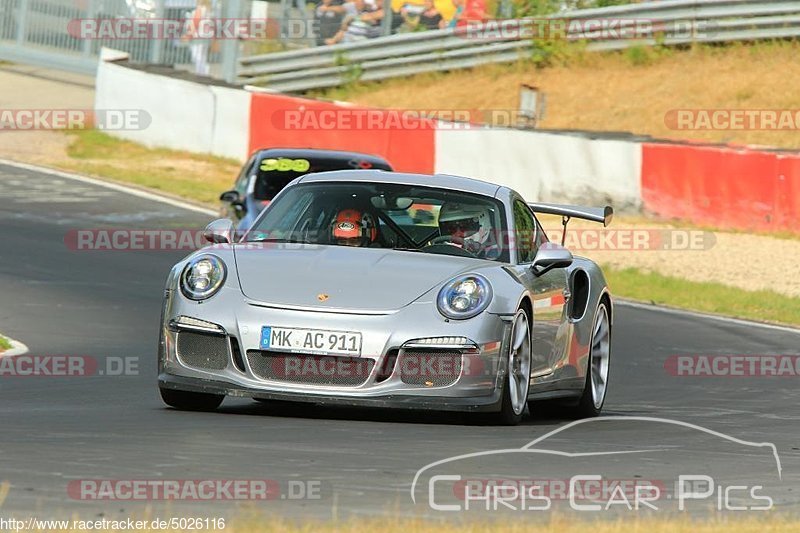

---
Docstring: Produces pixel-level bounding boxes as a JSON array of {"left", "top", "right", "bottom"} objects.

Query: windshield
[
  {"left": 245, "top": 182, "right": 509, "bottom": 262},
  {"left": 254, "top": 156, "right": 393, "bottom": 200}
]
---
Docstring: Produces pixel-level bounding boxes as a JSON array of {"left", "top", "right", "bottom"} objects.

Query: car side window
[
  {"left": 534, "top": 217, "right": 547, "bottom": 249},
  {"left": 235, "top": 156, "right": 256, "bottom": 196},
  {"left": 513, "top": 199, "right": 537, "bottom": 264}
]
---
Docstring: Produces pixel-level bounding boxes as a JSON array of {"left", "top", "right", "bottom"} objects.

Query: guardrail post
[
  {"left": 280, "top": 0, "right": 289, "bottom": 44},
  {"left": 15, "top": 0, "right": 29, "bottom": 45},
  {"left": 220, "top": 0, "right": 243, "bottom": 83},
  {"left": 148, "top": 0, "right": 165, "bottom": 64},
  {"left": 381, "top": 0, "right": 392, "bottom": 37},
  {"left": 82, "top": 0, "right": 97, "bottom": 58}
]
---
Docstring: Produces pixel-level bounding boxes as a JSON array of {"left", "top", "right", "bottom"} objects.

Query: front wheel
[
  {"left": 495, "top": 308, "right": 532, "bottom": 425},
  {"left": 575, "top": 301, "right": 611, "bottom": 417},
  {"left": 160, "top": 387, "right": 224, "bottom": 411}
]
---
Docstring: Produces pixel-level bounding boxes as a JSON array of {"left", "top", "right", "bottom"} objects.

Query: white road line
[
  {"left": 617, "top": 298, "right": 800, "bottom": 335},
  {"left": 0, "top": 158, "right": 217, "bottom": 216}
]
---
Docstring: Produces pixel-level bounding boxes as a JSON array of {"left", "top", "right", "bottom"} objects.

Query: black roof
[{"left": 253, "top": 147, "right": 392, "bottom": 166}]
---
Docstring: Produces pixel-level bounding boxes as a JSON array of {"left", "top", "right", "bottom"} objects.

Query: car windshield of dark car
[
  {"left": 253, "top": 156, "right": 392, "bottom": 201},
  {"left": 244, "top": 182, "right": 509, "bottom": 262}
]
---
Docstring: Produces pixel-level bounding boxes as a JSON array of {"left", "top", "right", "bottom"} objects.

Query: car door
[{"left": 509, "top": 198, "right": 569, "bottom": 377}]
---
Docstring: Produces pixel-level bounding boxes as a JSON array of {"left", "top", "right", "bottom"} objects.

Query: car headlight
[
  {"left": 180, "top": 255, "right": 226, "bottom": 300},
  {"left": 437, "top": 274, "right": 493, "bottom": 320}
]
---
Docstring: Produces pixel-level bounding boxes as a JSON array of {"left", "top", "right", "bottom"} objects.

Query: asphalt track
[{"left": 0, "top": 162, "right": 799, "bottom": 522}]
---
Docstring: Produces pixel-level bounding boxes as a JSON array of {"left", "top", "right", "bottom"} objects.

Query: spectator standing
[
  {"left": 446, "top": 0, "right": 464, "bottom": 28},
  {"left": 418, "top": 0, "right": 445, "bottom": 29},
  {"left": 316, "top": 0, "right": 346, "bottom": 45},
  {"left": 182, "top": 0, "right": 215, "bottom": 76},
  {"left": 446, "top": 0, "right": 485, "bottom": 28},
  {"left": 325, "top": 0, "right": 384, "bottom": 44}
]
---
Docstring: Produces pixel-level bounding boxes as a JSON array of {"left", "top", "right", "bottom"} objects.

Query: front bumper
[
  {"left": 158, "top": 373, "right": 504, "bottom": 412},
  {"left": 158, "top": 285, "right": 511, "bottom": 413}
]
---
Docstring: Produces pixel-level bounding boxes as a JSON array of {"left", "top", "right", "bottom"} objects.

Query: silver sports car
[{"left": 158, "top": 170, "right": 614, "bottom": 425}]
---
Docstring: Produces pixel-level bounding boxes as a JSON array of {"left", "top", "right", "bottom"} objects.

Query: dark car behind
[{"left": 220, "top": 148, "right": 393, "bottom": 230}]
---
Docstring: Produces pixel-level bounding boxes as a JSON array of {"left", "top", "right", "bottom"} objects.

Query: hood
[{"left": 233, "top": 245, "right": 485, "bottom": 312}]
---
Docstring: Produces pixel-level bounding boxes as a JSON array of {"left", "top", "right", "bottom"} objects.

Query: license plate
[{"left": 260, "top": 326, "right": 362, "bottom": 356}]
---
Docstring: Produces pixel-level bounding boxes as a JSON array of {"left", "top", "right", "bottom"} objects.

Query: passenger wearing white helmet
[{"left": 437, "top": 203, "right": 500, "bottom": 259}]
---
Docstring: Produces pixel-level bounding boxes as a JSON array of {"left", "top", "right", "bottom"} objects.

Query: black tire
[
  {"left": 160, "top": 387, "right": 224, "bottom": 411},
  {"left": 575, "top": 302, "right": 611, "bottom": 418},
  {"left": 494, "top": 307, "right": 532, "bottom": 426}
]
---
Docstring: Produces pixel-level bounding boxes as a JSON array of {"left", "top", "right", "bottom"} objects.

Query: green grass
[
  {"left": 61, "top": 129, "right": 240, "bottom": 206},
  {"left": 0, "top": 335, "right": 12, "bottom": 352},
  {"left": 605, "top": 266, "right": 800, "bottom": 327}
]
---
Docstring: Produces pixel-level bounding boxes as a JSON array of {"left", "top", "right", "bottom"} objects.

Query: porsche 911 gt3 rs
[{"left": 158, "top": 170, "right": 613, "bottom": 425}]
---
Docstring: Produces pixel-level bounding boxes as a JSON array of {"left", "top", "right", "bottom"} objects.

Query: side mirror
[
  {"left": 219, "top": 190, "right": 240, "bottom": 203},
  {"left": 202, "top": 218, "right": 235, "bottom": 244},
  {"left": 531, "top": 243, "right": 573, "bottom": 276}
]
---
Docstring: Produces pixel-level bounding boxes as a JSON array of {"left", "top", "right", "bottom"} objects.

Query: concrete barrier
[
  {"left": 96, "top": 59, "right": 249, "bottom": 161},
  {"left": 95, "top": 57, "right": 800, "bottom": 233},
  {"left": 435, "top": 128, "right": 642, "bottom": 209},
  {"left": 642, "top": 143, "right": 799, "bottom": 232}
]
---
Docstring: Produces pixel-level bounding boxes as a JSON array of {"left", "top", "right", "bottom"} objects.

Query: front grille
[
  {"left": 176, "top": 331, "right": 229, "bottom": 370},
  {"left": 246, "top": 350, "right": 374, "bottom": 387},
  {"left": 398, "top": 350, "right": 463, "bottom": 387}
]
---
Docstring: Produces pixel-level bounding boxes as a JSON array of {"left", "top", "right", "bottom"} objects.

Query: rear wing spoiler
[
  {"left": 528, "top": 203, "right": 614, "bottom": 246},
  {"left": 528, "top": 202, "right": 614, "bottom": 227}
]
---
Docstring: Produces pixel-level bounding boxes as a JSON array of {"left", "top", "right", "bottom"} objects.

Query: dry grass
[
  {"left": 98, "top": 515, "right": 800, "bottom": 533},
  {"left": 62, "top": 130, "right": 240, "bottom": 206},
  {"left": 319, "top": 41, "right": 800, "bottom": 150}
]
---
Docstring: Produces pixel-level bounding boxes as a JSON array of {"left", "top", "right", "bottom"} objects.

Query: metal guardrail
[
  {"left": 238, "top": 0, "right": 800, "bottom": 92},
  {"left": 0, "top": 0, "right": 249, "bottom": 82}
]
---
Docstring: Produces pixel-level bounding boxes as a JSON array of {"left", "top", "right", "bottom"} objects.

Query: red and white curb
[
  {"left": 0, "top": 336, "right": 29, "bottom": 358},
  {"left": 532, "top": 294, "right": 567, "bottom": 309}
]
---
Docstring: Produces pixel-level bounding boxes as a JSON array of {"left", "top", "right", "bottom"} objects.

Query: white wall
[
  {"left": 209, "top": 85, "right": 251, "bottom": 161},
  {"left": 435, "top": 128, "right": 642, "bottom": 209},
  {"left": 95, "top": 59, "right": 249, "bottom": 161}
]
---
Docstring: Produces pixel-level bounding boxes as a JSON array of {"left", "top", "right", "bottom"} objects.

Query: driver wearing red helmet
[{"left": 331, "top": 208, "right": 378, "bottom": 247}]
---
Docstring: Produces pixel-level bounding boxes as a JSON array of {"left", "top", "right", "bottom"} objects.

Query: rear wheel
[
  {"left": 160, "top": 387, "right": 224, "bottom": 411},
  {"left": 576, "top": 301, "right": 611, "bottom": 417},
  {"left": 495, "top": 308, "right": 532, "bottom": 425}
]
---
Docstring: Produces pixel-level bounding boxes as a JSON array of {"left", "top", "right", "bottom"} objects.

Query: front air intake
[
  {"left": 246, "top": 351, "right": 374, "bottom": 387},
  {"left": 176, "top": 331, "right": 229, "bottom": 370},
  {"left": 397, "top": 349, "right": 463, "bottom": 387}
]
